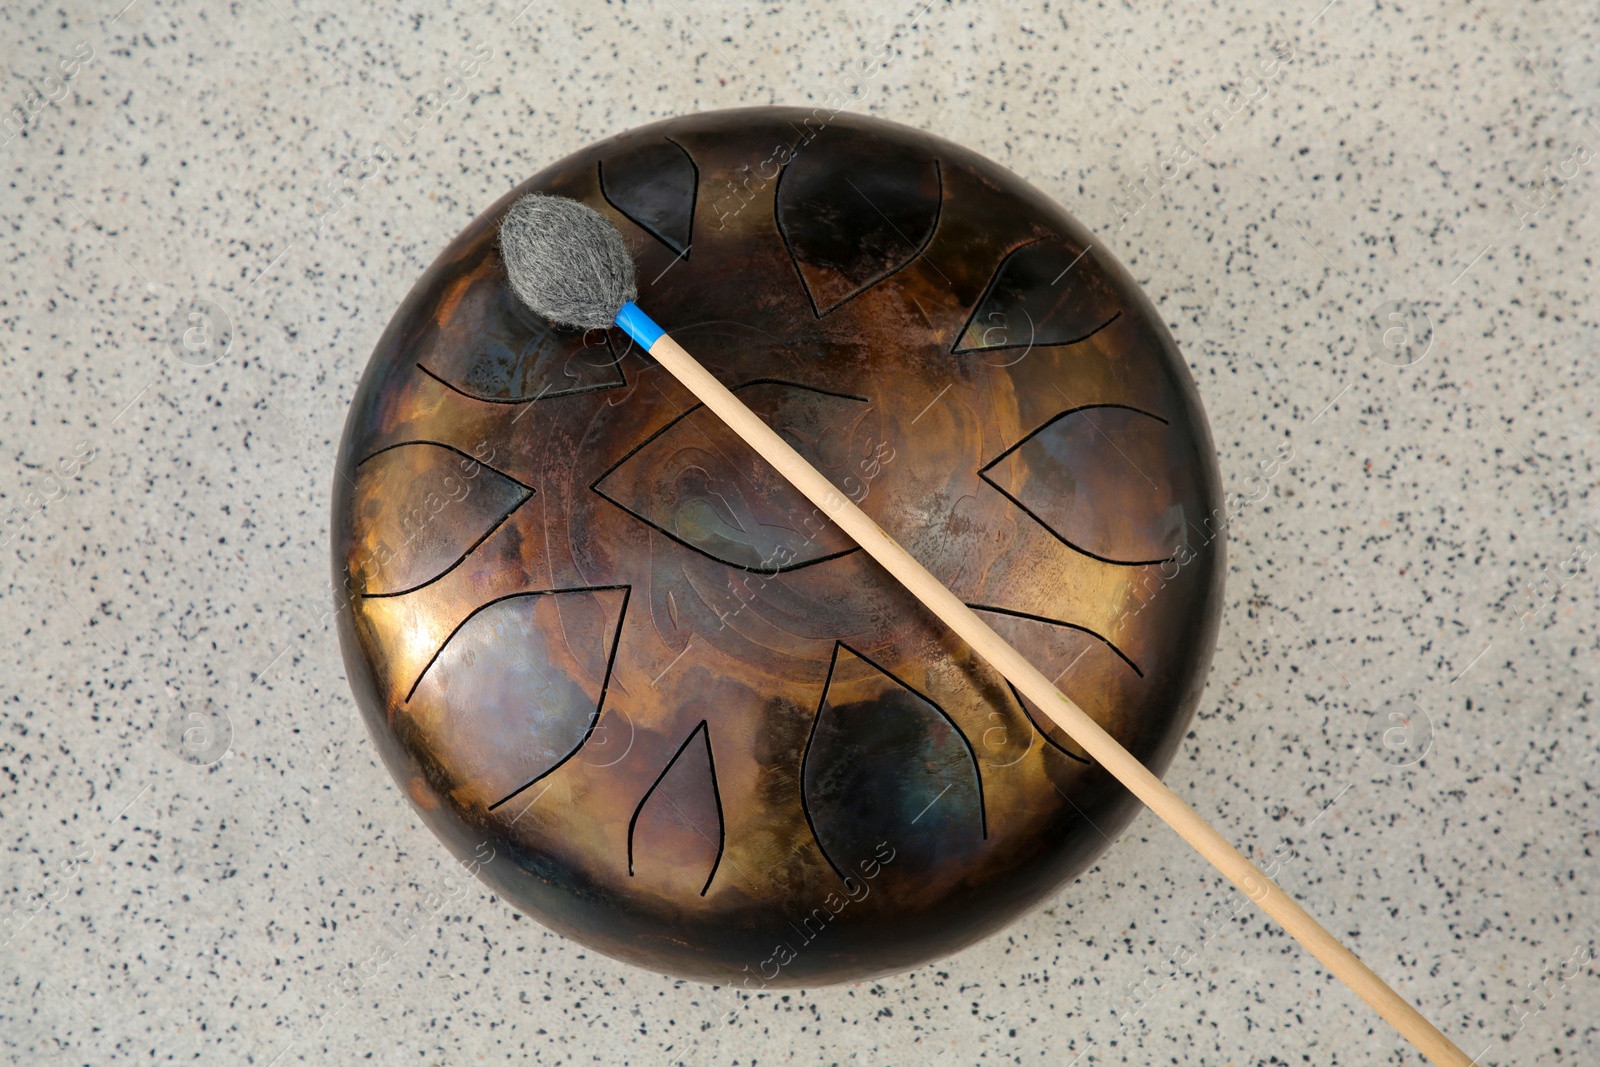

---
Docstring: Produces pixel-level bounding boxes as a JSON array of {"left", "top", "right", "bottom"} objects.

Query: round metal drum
[{"left": 332, "top": 107, "right": 1225, "bottom": 985}]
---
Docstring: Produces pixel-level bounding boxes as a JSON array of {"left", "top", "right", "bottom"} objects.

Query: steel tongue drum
[{"left": 332, "top": 108, "right": 1225, "bottom": 987}]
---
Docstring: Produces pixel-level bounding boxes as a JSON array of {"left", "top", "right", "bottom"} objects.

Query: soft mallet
[{"left": 498, "top": 192, "right": 1473, "bottom": 1067}]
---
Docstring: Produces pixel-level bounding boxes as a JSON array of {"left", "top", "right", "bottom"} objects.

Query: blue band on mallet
[{"left": 614, "top": 301, "right": 664, "bottom": 350}]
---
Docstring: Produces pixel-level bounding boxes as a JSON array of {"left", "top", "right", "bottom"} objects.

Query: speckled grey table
[{"left": 2, "top": 1, "right": 1596, "bottom": 1064}]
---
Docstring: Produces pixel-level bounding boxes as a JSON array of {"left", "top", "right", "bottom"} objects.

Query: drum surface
[{"left": 332, "top": 107, "right": 1225, "bottom": 985}]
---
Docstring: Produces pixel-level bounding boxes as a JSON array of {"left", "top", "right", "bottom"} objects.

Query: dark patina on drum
[{"left": 332, "top": 107, "right": 1225, "bottom": 985}]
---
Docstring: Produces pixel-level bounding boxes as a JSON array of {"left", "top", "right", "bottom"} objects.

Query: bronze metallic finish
[{"left": 332, "top": 107, "right": 1226, "bottom": 986}]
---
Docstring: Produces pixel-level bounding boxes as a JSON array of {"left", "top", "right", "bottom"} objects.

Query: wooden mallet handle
[{"left": 633, "top": 318, "right": 1472, "bottom": 1067}]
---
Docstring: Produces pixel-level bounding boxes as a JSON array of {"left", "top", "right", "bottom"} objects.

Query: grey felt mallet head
[{"left": 498, "top": 194, "right": 638, "bottom": 331}]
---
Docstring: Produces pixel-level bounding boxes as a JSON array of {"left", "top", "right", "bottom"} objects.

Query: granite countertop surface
[{"left": 1, "top": 1, "right": 1596, "bottom": 1064}]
